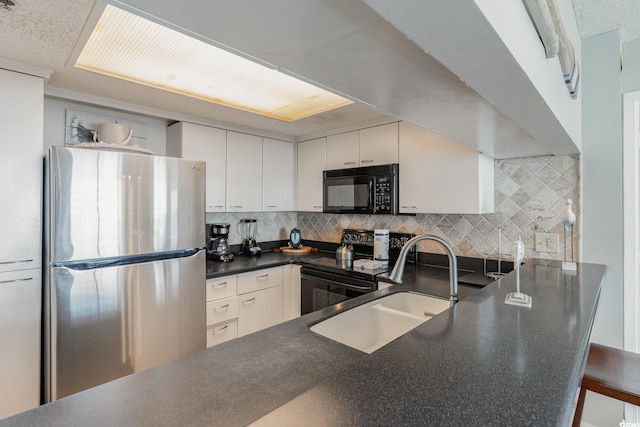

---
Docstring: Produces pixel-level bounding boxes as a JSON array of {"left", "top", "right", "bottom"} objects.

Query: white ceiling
[
  {"left": 0, "top": 0, "right": 637, "bottom": 145},
  {"left": 571, "top": 0, "right": 640, "bottom": 42}
]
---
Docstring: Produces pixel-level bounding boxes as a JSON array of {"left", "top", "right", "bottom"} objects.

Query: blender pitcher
[{"left": 238, "top": 218, "right": 261, "bottom": 257}]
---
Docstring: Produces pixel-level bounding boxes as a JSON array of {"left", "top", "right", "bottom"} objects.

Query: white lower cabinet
[
  {"left": 283, "top": 264, "right": 301, "bottom": 321},
  {"left": 205, "top": 266, "right": 291, "bottom": 347},
  {"left": 207, "top": 319, "right": 238, "bottom": 348},
  {"left": 205, "top": 276, "right": 239, "bottom": 348},
  {"left": 238, "top": 286, "right": 283, "bottom": 337}
]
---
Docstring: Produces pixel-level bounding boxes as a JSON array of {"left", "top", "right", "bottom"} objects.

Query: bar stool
[{"left": 572, "top": 343, "right": 640, "bottom": 427}]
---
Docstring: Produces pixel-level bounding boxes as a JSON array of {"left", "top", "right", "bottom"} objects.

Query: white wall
[
  {"left": 474, "top": 0, "right": 582, "bottom": 151},
  {"left": 43, "top": 98, "right": 169, "bottom": 155},
  {"left": 581, "top": 31, "right": 624, "bottom": 426}
]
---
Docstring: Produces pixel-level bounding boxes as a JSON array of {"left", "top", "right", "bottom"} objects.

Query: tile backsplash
[
  {"left": 205, "top": 211, "right": 297, "bottom": 246},
  {"left": 298, "top": 155, "right": 580, "bottom": 262},
  {"left": 206, "top": 155, "right": 579, "bottom": 262}
]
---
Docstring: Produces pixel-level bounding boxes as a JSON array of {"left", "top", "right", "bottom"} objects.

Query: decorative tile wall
[
  {"left": 205, "top": 211, "right": 297, "bottom": 246},
  {"left": 298, "top": 155, "right": 580, "bottom": 261}
]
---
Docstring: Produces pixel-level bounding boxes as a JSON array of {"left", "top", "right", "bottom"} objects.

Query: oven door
[
  {"left": 323, "top": 175, "right": 374, "bottom": 214},
  {"left": 300, "top": 268, "right": 374, "bottom": 315}
]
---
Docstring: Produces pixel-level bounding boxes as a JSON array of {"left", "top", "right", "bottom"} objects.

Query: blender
[
  {"left": 207, "top": 223, "right": 234, "bottom": 262},
  {"left": 238, "top": 218, "right": 261, "bottom": 257}
]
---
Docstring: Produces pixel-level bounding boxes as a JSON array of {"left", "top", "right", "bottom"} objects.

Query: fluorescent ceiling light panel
[{"left": 76, "top": 5, "right": 352, "bottom": 121}]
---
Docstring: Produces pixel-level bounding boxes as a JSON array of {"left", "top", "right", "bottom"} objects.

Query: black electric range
[{"left": 299, "top": 229, "right": 414, "bottom": 315}]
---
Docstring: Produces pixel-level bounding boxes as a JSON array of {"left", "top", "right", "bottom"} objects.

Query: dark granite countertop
[
  {"left": 1, "top": 259, "right": 605, "bottom": 426},
  {"left": 205, "top": 251, "right": 321, "bottom": 278}
]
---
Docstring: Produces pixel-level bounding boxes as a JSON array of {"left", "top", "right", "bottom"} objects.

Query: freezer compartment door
[
  {"left": 48, "top": 146, "right": 205, "bottom": 263},
  {"left": 47, "top": 251, "right": 205, "bottom": 401},
  {"left": 0, "top": 269, "right": 41, "bottom": 418}
]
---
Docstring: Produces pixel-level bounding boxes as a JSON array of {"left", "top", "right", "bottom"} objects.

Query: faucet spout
[{"left": 388, "top": 235, "right": 459, "bottom": 305}]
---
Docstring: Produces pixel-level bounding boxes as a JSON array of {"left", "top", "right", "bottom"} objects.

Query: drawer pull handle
[
  {"left": 213, "top": 325, "right": 229, "bottom": 335},
  {"left": 212, "top": 282, "right": 228, "bottom": 288},
  {"left": 265, "top": 205, "right": 277, "bottom": 208},
  {"left": 230, "top": 205, "right": 243, "bottom": 208},
  {"left": 361, "top": 159, "right": 374, "bottom": 163},
  {"left": 242, "top": 298, "right": 256, "bottom": 305},
  {"left": 257, "top": 274, "right": 269, "bottom": 280},
  {"left": 214, "top": 304, "right": 230, "bottom": 312},
  {"left": 401, "top": 206, "right": 417, "bottom": 209},
  {"left": 313, "top": 205, "right": 322, "bottom": 209},
  {"left": 343, "top": 161, "right": 356, "bottom": 165}
]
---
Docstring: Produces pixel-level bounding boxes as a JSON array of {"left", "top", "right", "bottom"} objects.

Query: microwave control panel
[{"left": 374, "top": 176, "right": 393, "bottom": 213}]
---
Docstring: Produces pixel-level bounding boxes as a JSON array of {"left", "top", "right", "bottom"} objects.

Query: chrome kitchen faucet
[{"left": 387, "top": 235, "right": 459, "bottom": 305}]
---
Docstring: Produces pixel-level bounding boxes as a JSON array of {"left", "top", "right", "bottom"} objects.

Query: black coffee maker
[{"left": 207, "top": 223, "right": 234, "bottom": 262}]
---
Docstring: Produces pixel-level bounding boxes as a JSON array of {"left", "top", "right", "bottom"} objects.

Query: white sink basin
[{"left": 310, "top": 292, "right": 450, "bottom": 354}]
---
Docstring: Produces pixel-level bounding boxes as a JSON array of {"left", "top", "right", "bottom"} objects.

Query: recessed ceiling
[
  {"left": 0, "top": 0, "right": 392, "bottom": 140},
  {"left": 0, "top": 0, "right": 638, "bottom": 144},
  {"left": 77, "top": 5, "right": 353, "bottom": 122}
]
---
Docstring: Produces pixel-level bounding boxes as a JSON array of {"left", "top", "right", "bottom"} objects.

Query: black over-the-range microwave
[{"left": 322, "top": 163, "right": 399, "bottom": 215}]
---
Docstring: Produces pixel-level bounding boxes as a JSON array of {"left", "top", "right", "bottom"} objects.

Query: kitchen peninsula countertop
[{"left": 1, "top": 259, "right": 605, "bottom": 426}]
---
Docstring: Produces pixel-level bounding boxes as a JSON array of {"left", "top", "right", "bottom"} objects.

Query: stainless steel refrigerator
[{"left": 44, "top": 146, "right": 206, "bottom": 402}]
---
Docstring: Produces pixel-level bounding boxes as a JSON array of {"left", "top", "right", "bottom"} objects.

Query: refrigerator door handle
[
  {"left": 0, "top": 277, "right": 33, "bottom": 284},
  {"left": 0, "top": 259, "right": 33, "bottom": 265},
  {"left": 54, "top": 248, "right": 203, "bottom": 270}
]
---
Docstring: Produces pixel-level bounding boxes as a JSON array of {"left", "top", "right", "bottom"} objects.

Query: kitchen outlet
[{"left": 534, "top": 232, "right": 560, "bottom": 253}]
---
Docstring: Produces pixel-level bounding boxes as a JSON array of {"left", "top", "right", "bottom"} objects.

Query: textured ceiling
[
  {"left": 0, "top": 0, "right": 638, "bottom": 141},
  {"left": 572, "top": 0, "right": 640, "bottom": 42}
]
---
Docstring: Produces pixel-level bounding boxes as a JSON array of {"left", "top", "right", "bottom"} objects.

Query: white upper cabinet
[
  {"left": 167, "top": 122, "right": 227, "bottom": 212},
  {"left": 0, "top": 69, "right": 43, "bottom": 272},
  {"left": 358, "top": 122, "right": 399, "bottom": 166},
  {"left": 263, "top": 138, "right": 295, "bottom": 211},
  {"left": 326, "top": 131, "right": 358, "bottom": 170},
  {"left": 297, "top": 137, "right": 326, "bottom": 212},
  {"left": 326, "top": 123, "right": 398, "bottom": 170},
  {"left": 399, "top": 122, "right": 494, "bottom": 214},
  {"left": 226, "top": 131, "right": 263, "bottom": 212}
]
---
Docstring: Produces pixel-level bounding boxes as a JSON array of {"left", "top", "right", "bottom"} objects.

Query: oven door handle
[{"left": 301, "top": 273, "right": 373, "bottom": 292}]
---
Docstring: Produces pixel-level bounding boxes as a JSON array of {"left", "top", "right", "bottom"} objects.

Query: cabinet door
[
  {"left": 237, "top": 286, "right": 283, "bottom": 337},
  {"left": 167, "top": 122, "right": 227, "bottom": 212},
  {"left": 326, "top": 131, "right": 358, "bottom": 170},
  {"left": 399, "top": 122, "right": 494, "bottom": 214},
  {"left": 282, "top": 264, "right": 301, "bottom": 321},
  {"left": 0, "top": 70, "right": 43, "bottom": 272},
  {"left": 263, "top": 138, "right": 295, "bottom": 211},
  {"left": 297, "top": 137, "right": 326, "bottom": 212},
  {"left": 359, "top": 122, "right": 398, "bottom": 166},
  {"left": 226, "top": 131, "right": 263, "bottom": 212},
  {"left": 0, "top": 269, "right": 41, "bottom": 418}
]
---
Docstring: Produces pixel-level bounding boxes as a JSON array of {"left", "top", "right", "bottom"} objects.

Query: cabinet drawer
[
  {"left": 206, "top": 296, "right": 238, "bottom": 326},
  {"left": 237, "top": 267, "right": 283, "bottom": 294},
  {"left": 238, "top": 286, "right": 283, "bottom": 337},
  {"left": 206, "top": 276, "right": 237, "bottom": 302},
  {"left": 206, "top": 318, "right": 238, "bottom": 348}
]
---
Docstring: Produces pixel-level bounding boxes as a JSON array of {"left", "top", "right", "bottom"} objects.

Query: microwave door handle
[{"left": 369, "top": 178, "right": 375, "bottom": 213}]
